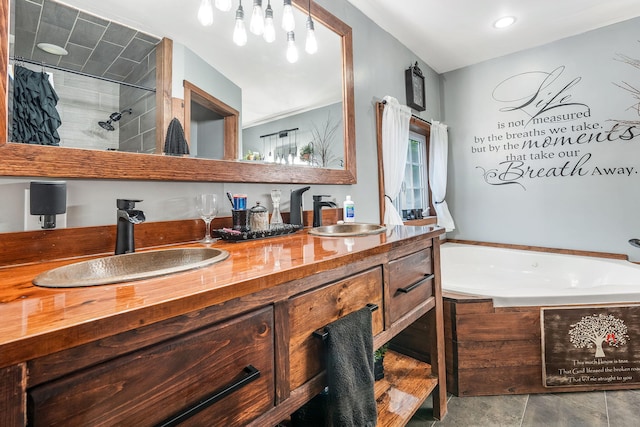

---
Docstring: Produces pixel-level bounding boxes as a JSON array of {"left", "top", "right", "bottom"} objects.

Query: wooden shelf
[{"left": 375, "top": 350, "right": 438, "bottom": 426}]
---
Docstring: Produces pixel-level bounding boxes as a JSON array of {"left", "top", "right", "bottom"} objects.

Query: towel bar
[{"left": 312, "top": 303, "right": 378, "bottom": 340}]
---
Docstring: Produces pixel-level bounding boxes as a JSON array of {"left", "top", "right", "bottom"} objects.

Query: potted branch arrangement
[{"left": 308, "top": 111, "right": 341, "bottom": 168}]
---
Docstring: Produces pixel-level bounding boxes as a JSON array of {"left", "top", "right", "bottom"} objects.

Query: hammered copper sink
[
  {"left": 33, "top": 248, "right": 230, "bottom": 288},
  {"left": 308, "top": 223, "right": 386, "bottom": 237}
]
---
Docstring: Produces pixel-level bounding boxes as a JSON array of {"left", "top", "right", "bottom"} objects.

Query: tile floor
[{"left": 407, "top": 389, "right": 640, "bottom": 427}]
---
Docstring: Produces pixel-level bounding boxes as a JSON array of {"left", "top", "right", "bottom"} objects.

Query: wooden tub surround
[
  {"left": 0, "top": 222, "right": 447, "bottom": 426},
  {"left": 441, "top": 240, "right": 640, "bottom": 397}
]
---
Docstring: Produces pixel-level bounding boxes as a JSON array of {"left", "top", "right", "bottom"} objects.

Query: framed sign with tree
[{"left": 405, "top": 62, "right": 426, "bottom": 111}]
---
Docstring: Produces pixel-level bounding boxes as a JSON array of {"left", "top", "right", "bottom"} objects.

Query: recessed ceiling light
[
  {"left": 37, "top": 43, "right": 68, "bottom": 56},
  {"left": 493, "top": 16, "right": 516, "bottom": 29}
]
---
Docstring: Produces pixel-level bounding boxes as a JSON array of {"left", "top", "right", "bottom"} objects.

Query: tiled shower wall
[{"left": 118, "top": 47, "right": 157, "bottom": 154}]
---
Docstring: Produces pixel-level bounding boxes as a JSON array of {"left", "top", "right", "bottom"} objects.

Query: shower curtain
[
  {"left": 429, "top": 120, "right": 455, "bottom": 231},
  {"left": 381, "top": 96, "right": 412, "bottom": 226},
  {"left": 12, "top": 65, "right": 62, "bottom": 146}
]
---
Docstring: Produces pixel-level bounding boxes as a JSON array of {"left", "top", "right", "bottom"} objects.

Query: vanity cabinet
[
  {"left": 28, "top": 307, "right": 274, "bottom": 427},
  {"left": 372, "top": 239, "right": 446, "bottom": 425},
  {"left": 288, "top": 267, "right": 384, "bottom": 389},
  {"left": 0, "top": 226, "right": 445, "bottom": 426},
  {"left": 388, "top": 246, "right": 434, "bottom": 324}
]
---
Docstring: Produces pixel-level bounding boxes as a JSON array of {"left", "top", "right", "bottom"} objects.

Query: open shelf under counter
[{"left": 375, "top": 350, "right": 438, "bottom": 426}]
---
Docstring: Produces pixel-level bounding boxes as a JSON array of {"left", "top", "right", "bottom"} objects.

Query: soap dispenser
[{"left": 289, "top": 186, "right": 310, "bottom": 226}]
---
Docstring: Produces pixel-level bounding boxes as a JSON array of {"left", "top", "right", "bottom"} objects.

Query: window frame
[
  {"left": 375, "top": 102, "right": 434, "bottom": 225},
  {"left": 393, "top": 131, "right": 428, "bottom": 219}
]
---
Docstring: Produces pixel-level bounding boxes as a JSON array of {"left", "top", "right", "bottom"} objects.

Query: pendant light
[
  {"left": 215, "top": 0, "right": 233, "bottom": 11},
  {"left": 233, "top": 1, "right": 248, "bottom": 46},
  {"left": 286, "top": 31, "right": 298, "bottom": 63},
  {"left": 263, "top": 0, "right": 276, "bottom": 42},
  {"left": 282, "top": 0, "right": 295, "bottom": 32},
  {"left": 250, "top": 0, "right": 264, "bottom": 35},
  {"left": 305, "top": 0, "right": 317, "bottom": 54},
  {"left": 198, "top": 0, "right": 214, "bottom": 26}
]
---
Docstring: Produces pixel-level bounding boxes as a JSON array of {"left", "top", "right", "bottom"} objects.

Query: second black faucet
[{"left": 312, "top": 195, "right": 337, "bottom": 227}]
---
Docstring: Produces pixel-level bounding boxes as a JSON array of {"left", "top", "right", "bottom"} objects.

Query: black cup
[{"left": 232, "top": 209, "right": 249, "bottom": 231}]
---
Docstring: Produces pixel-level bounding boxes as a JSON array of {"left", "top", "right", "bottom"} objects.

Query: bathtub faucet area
[
  {"left": 628, "top": 238, "right": 640, "bottom": 248},
  {"left": 116, "top": 199, "right": 145, "bottom": 255}
]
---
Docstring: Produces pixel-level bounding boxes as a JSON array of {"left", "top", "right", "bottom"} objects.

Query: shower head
[
  {"left": 629, "top": 238, "right": 640, "bottom": 248},
  {"left": 98, "top": 120, "right": 115, "bottom": 131},
  {"left": 98, "top": 108, "right": 133, "bottom": 131}
]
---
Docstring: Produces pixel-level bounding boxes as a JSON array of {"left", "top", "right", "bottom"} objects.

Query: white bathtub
[{"left": 440, "top": 243, "right": 640, "bottom": 307}]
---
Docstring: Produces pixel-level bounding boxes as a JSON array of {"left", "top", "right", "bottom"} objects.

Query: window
[{"left": 394, "top": 131, "right": 428, "bottom": 220}]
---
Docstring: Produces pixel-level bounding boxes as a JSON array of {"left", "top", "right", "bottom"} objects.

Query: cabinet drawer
[
  {"left": 388, "top": 248, "right": 434, "bottom": 323},
  {"left": 28, "top": 307, "right": 275, "bottom": 427},
  {"left": 289, "top": 267, "right": 384, "bottom": 390}
]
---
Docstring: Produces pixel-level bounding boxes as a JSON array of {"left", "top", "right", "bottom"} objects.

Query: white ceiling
[{"left": 346, "top": 0, "right": 640, "bottom": 73}]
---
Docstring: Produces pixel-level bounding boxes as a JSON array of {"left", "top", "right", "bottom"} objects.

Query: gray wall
[
  {"left": 191, "top": 117, "right": 225, "bottom": 159},
  {"left": 172, "top": 41, "right": 243, "bottom": 154},
  {"left": 443, "top": 17, "right": 640, "bottom": 260},
  {"left": 0, "top": 0, "right": 441, "bottom": 232}
]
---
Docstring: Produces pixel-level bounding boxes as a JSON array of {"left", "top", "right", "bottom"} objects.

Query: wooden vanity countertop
[{"left": 0, "top": 225, "right": 442, "bottom": 368}]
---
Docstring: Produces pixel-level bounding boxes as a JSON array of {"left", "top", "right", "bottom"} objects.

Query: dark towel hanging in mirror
[
  {"left": 11, "top": 65, "right": 62, "bottom": 146},
  {"left": 164, "top": 117, "right": 190, "bottom": 156}
]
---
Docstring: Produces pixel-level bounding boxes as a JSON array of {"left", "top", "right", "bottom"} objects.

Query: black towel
[
  {"left": 163, "top": 117, "right": 190, "bottom": 155},
  {"left": 325, "top": 307, "right": 377, "bottom": 427}
]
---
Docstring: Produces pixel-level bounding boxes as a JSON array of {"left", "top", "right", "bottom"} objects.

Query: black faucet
[
  {"left": 312, "top": 195, "right": 337, "bottom": 227},
  {"left": 289, "top": 186, "right": 310, "bottom": 226},
  {"left": 115, "top": 199, "right": 145, "bottom": 255}
]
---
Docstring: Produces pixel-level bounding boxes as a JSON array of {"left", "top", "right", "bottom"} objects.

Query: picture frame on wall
[{"left": 405, "top": 62, "right": 426, "bottom": 111}]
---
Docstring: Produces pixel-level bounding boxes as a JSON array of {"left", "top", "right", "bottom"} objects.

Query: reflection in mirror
[
  {"left": 169, "top": 1, "right": 343, "bottom": 167},
  {"left": 183, "top": 80, "right": 238, "bottom": 161},
  {"left": 0, "top": 0, "right": 356, "bottom": 183},
  {"left": 9, "top": 0, "right": 159, "bottom": 153},
  {"left": 242, "top": 102, "right": 343, "bottom": 168}
]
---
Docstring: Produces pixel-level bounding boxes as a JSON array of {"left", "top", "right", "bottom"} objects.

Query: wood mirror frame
[{"left": 0, "top": 0, "right": 356, "bottom": 184}]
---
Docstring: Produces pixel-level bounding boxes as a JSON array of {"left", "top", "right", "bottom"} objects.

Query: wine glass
[{"left": 196, "top": 194, "right": 218, "bottom": 243}]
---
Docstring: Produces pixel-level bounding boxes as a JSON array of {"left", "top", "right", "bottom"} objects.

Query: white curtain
[
  {"left": 429, "top": 120, "right": 455, "bottom": 231},
  {"left": 382, "top": 96, "right": 412, "bottom": 225}
]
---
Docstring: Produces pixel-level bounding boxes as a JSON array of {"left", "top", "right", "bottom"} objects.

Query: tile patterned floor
[{"left": 407, "top": 390, "right": 640, "bottom": 427}]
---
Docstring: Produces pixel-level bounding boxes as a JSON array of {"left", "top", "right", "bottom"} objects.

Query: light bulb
[
  {"left": 198, "top": 0, "right": 214, "bottom": 26},
  {"left": 250, "top": 0, "right": 264, "bottom": 35},
  {"left": 286, "top": 31, "right": 298, "bottom": 63},
  {"left": 233, "top": 4, "right": 247, "bottom": 46},
  {"left": 215, "top": 0, "right": 232, "bottom": 11},
  {"left": 282, "top": 0, "right": 295, "bottom": 32},
  {"left": 305, "top": 16, "right": 317, "bottom": 54},
  {"left": 263, "top": 2, "right": 276, "bottom": 43}
]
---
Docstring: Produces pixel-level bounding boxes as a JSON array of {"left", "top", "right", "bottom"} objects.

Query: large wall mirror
[{"left": 0, "top": 0, "right": 356, "bottom": 183}]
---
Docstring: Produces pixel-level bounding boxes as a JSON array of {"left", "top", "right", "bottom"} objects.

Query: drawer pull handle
[
  {"left": 396, "top": 273, "right": 435, "bottom": 294},
  {"left": 156, "top": 365, "right": 260, "bottom": 427},
  {"left": 313, "top": 303, "right": 378, "bottom": 340}
]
